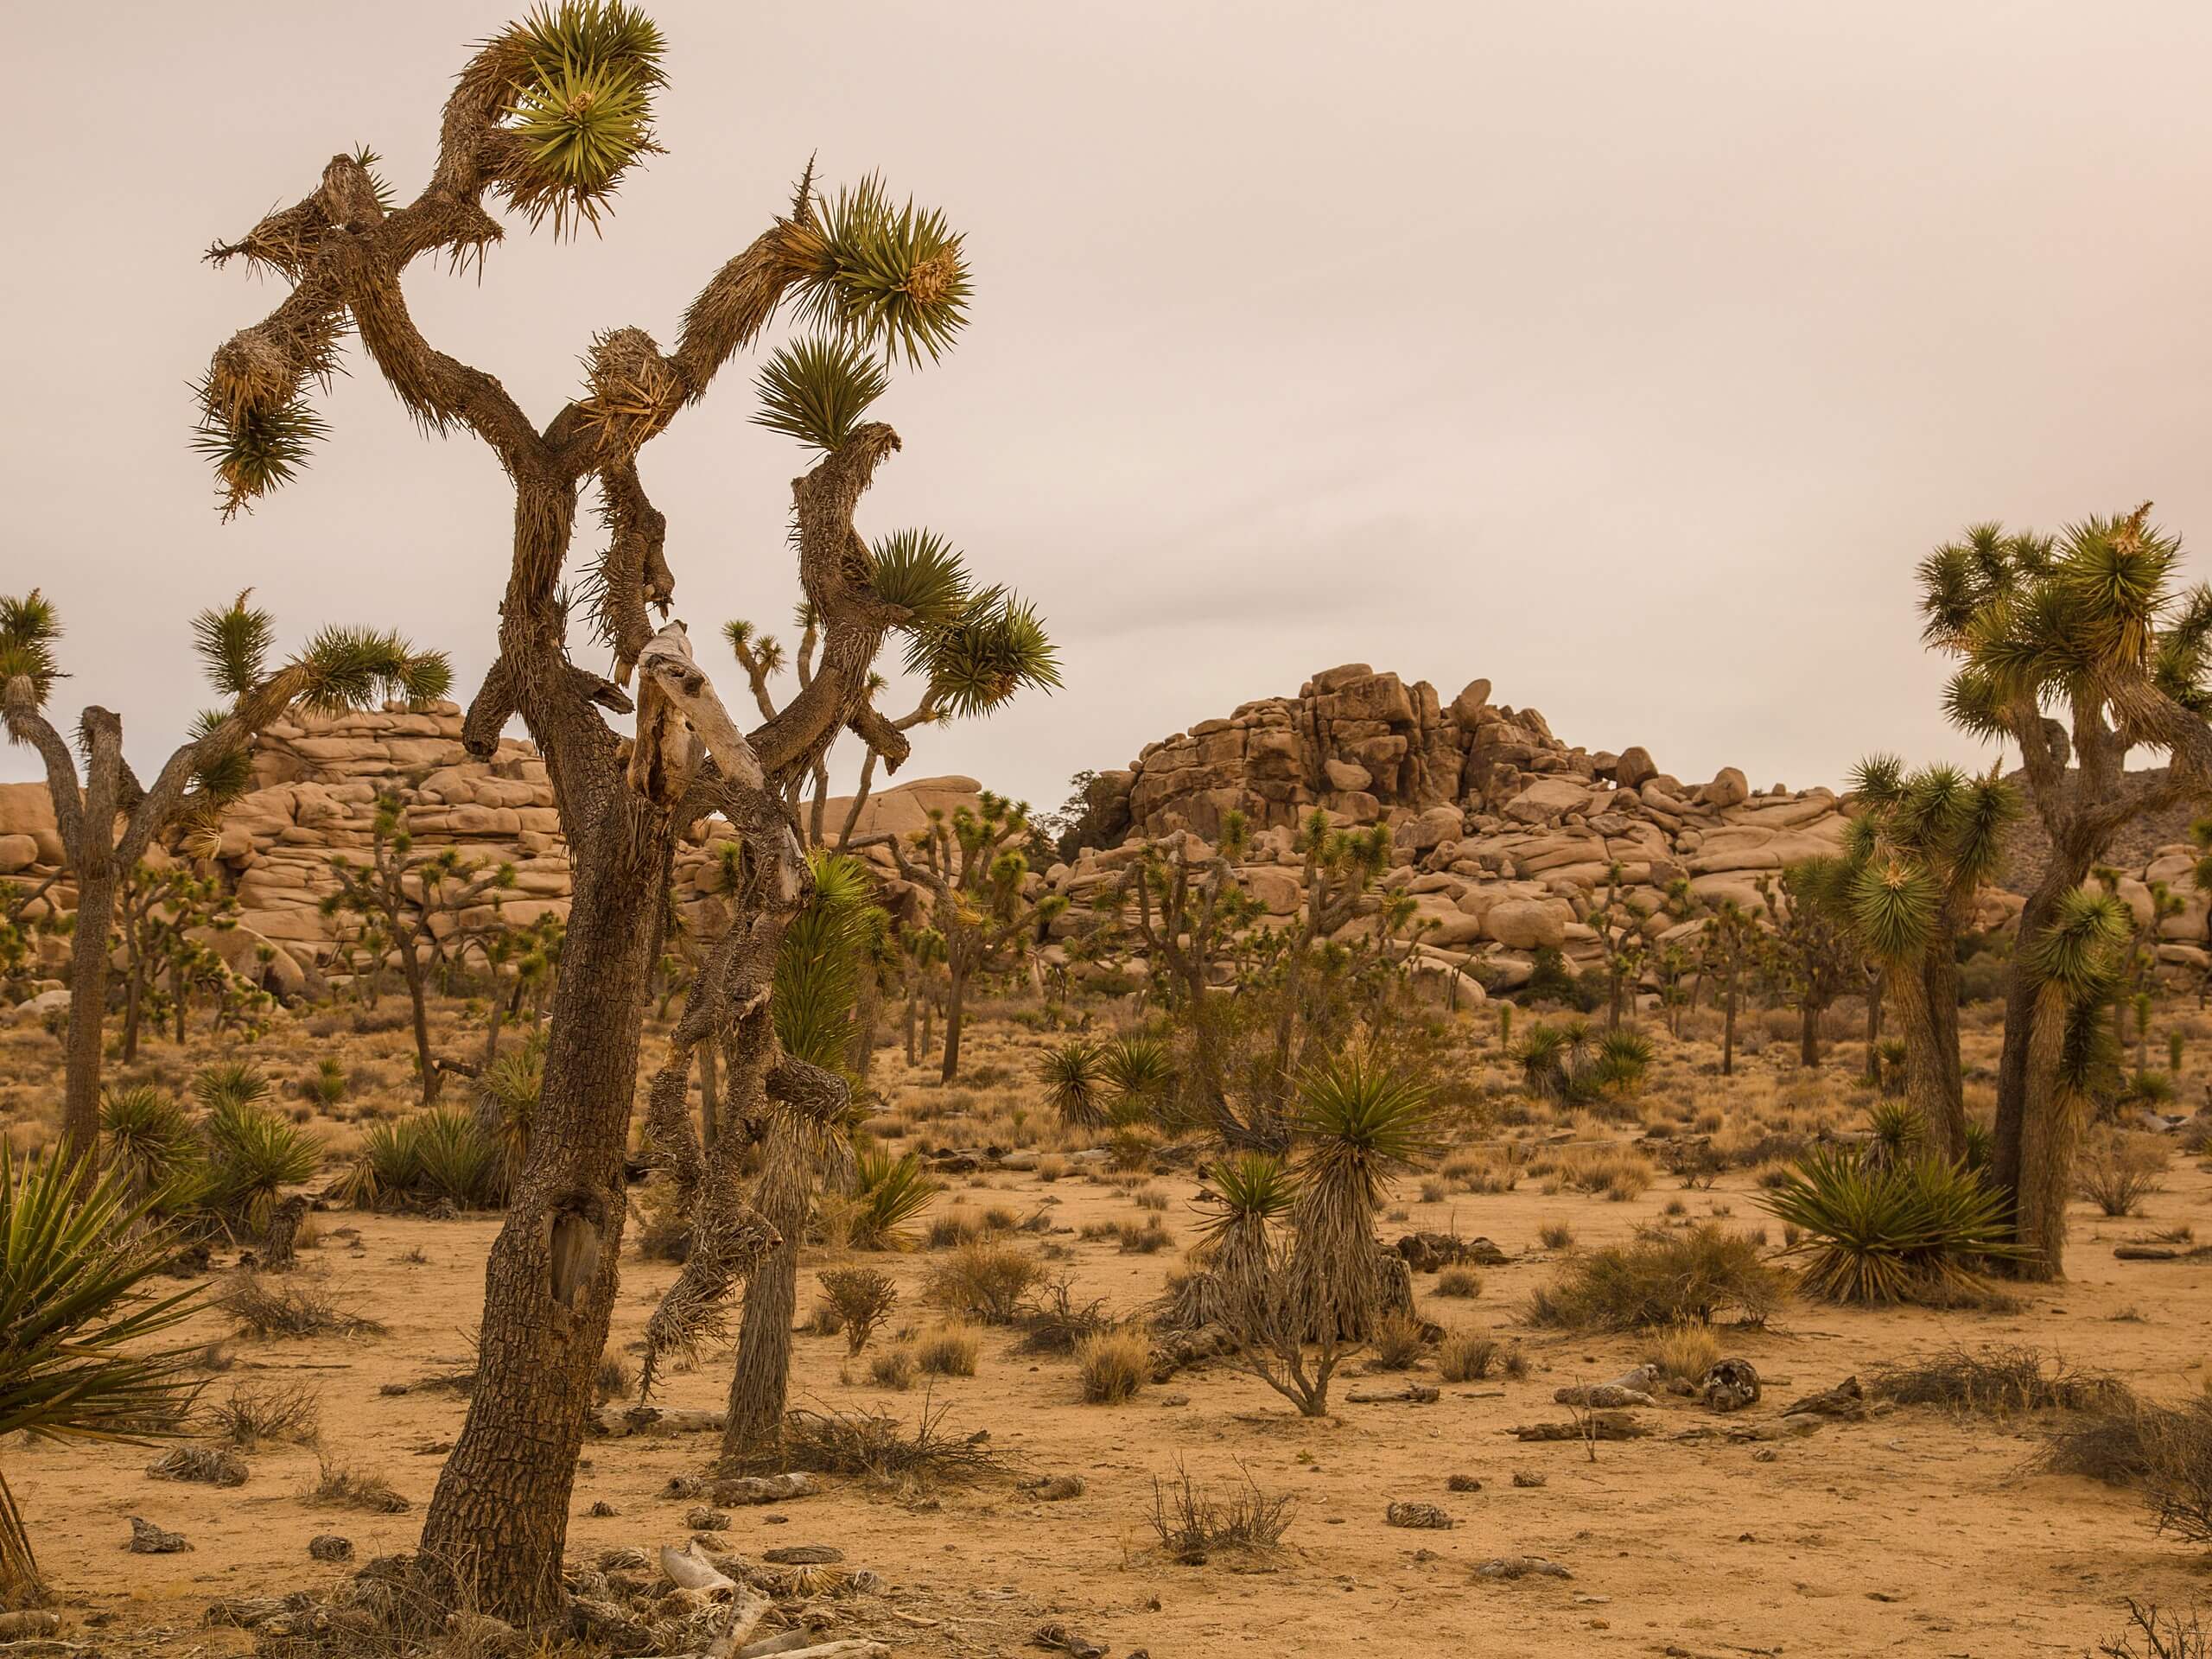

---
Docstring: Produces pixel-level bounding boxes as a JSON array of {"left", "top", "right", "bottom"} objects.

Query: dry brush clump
[
  {"left": 218, "top": 1271, "right": 385, "bottom": 1339},
  {"left": 924, "top": 1239, "right": 1046, "bottom": 1325},
  {"left": 198, "top": 1379, "right": 322, "bottom": 1447},
  {"left": 2076, "top": 1133, "right": 2171, "bottom": 1219},
  {"left": 771, "top": 1395, "right": 1007, "bottom": 1493},
  {"left": 1526, "top": 1224, "right": 1789, "bottom": 1332},
  {"left": 1148, "top": 1459, "right": 1296, "bottom": 1564},
  {"left": 816, "top": 1267, "right": 899, "bottom": 1356},
  {"left": 1870, "top": 1344, "right": 2129, "bottom": 1416},
  {"left": 1075, "top": 1329, "right": 1151, "bottom": 1404}
]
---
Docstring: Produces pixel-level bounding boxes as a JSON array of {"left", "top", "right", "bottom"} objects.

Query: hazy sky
[{"left": 8, "top": 2, "right": 2212, "bottom": 813}]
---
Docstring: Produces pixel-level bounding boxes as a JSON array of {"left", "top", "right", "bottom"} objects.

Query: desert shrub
[
  {"left": 2096, "top": 1601, "right": 2210, "bottom": 1659},
  {"left": 199, "top": 1380, "right": 321, "bottom": 1446},
  {"left": 203, "top": 1099, "right": 321, "bottom": 1233},
  {"left": 1648, "top": 1322, "right": 1722, "bottom": 1382},
  {"left": 1525, "top": 1224, "right": 1788, "bottom": 1331},
  {"left": 99, "top": 1084, "right": 207, "bottom": 1207},
  {"left": 219, "top": 1272, "right": 383, "bottom": 1339},
  {"left": 1870, "top": 1344, "right": 2127, "bottom": 1414},
  {"left": 1763, "top": 1147, "right": 2022, "bottom": 1304},
  {"left": 1148, "top": 1459, "right": 1295, "bottom": 1562},
  {"left": 925, "top": 1207, "right": 983, "bottom": 1250},
  {"left": 2077, "top": 1133, "right": 2171, "bottom": 1219},
  {"left": 1437, "top": 1331, "right": 1502, "bottom": 1382},
  {"left": 594, "top": 1355, "right": 632, "bottom": 1405},
  {"left": 868, "top": 1348, "right": 917, "bottom": 1391},
  {"left": 1434, "top": 1267, "right": 1481, "bottom": 1299},
  {"left": 817, "top": 1267, "right": 899, "bottom": 1356},
  {"left": 1134, "top": 1186, "right": 1170, "bottom": 1212},
  {"left": 1116, "top": 1217, "right": 1175, "bottom": 1255},
  {"left": 308, "top": 1460, "right": 409, "bottom": 1512},
  {"left": 300, "top": 1058, "right": 347, "bottom": 1109},
  {"left": 1366, "top": 1313, "right": 1427, "bottom": 1370},
  {"left": 2138, "top": 1398, "right": 2212, "bottom": 1548},
  {"left": 1016, "top": 1275, "right": 1113, "bottom": 1354},
  {"left": 768, "top": 1397, "right": 1006, "bottom": 1490},
  {"left": 1538, "top": 1221, "right": 1574, "bottom": 1250},
  {"left": 847, "top": 1148, "right": 939, "bottom": 1250},
  {"left": 1076, "top": 1328, "right": 1150, "bottom": 1403},
  {"left": 924, "top": 1240, "right": 1045, "bottom": 1325},
  {"left": 1034, "top": 1154, "right": 1070, "bottom": 1183},
  {"left": 914, "top": 1324, "right": 980, "bottom": 1377}
]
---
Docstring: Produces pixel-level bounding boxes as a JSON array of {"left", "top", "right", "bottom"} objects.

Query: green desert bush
[
  {"left": 1525, "top": 1223, "right": 1788, "bottom": 1331},
  {"left": 203, "top": 1097, "right": 321, "bottom": 1233},
  {"left": 846, "top": 1147, "right": 939, "bottom": 1250},
  {"left": 1762, "top": 1147, "right": 2021, "bottom": 1304}
]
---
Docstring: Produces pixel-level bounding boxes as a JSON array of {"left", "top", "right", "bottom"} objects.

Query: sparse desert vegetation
[{"left": 3, "top": 5, "right": 2212, "bottom": 1657}]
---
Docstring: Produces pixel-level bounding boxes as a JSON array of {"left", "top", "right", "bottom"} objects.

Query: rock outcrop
[{"left": 0, "top": 703, "right": 983, "bottom": 989}]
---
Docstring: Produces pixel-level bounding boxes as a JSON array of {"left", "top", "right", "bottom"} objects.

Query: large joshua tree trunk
[
  {"left": 1887, "top": 960, "right": 1964, "bottom": 1163},
  {"left": 418, "top": 805, "right": 666, "bottom": 1612}
]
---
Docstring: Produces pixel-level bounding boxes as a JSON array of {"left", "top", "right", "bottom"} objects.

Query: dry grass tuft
[
  {"left": 914, "top": 1323, "right": 981, "bottom": 1377},
  {"left": 925, "top": 1240, "right": 1046, "bottom": 1325},
  {"left": 1076, "top": 1329, "right": 1151, "bottom": 1404},
  {"left": 199, "top": 1380, "right": 322, "bottom": 1447},
  {"left": 219, "top": 1272, "right": 385, "bottom": 1339},
  {"left": 1437, "top": 1331, "right": 1503, "bottom": 1382},
  {"left": 1526, "top": 1224, "right": 1788, "bottom": 1331},
  {"left": 308, "top": 1459, "right": 410, "bottom": 1512},
  {"left": 1148, "top": 1459, "right": 1295, "bottom": 1562}
]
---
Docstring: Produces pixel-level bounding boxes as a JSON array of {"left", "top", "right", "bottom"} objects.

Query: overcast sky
[{"left": 7, "top": 1, "right": 2212, "bottom": 814}]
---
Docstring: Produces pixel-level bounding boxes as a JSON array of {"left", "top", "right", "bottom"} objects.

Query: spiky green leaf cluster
[
  {"left": 753, "top": 334, "right": 889, "bottom": 454},
  {"left": 1764, "top": 1146, "right": 2024, "bottom": 1304},
  {"left": 192, "top": 591, "right": 276, "bottom": 697},
  {"left": 2024, "top": 885, "right": 2133, "bottom": 1001},
  {"left": 868, "top": 529, "right": 972, "bottom": 627},
  {"left": 294, "top": 626, "right": 453, "bottom": 714},
  {"left": 1195, "top": 1151, "right": 1295, "bottom": 1244},
  {"left": 0, "top": 590, "right": 62, "bottom": 707},
  {"left": 0, "top": 1146, "right": 207, "bottom": 1588},
  {"left": 906, "top": 592, "right": 1060, "bottom": 718},
  {"left": 775, "top": 850, "right": 887, "bottom": 1073},
  {"left": 1289, "top": 1054, "right": 1439, "bottom": 1211},
  {"left": 792, "top": 175, "right": 972, "bottom": 368},
  {"left": 491, "top": 1, "right": 667, "bottom": 237},
  {"left": 846, "top": 1147, "right": 940, "bottom": 1251},
  {"left": 189, "top": 393, "right": 328, "bottom": 520}
]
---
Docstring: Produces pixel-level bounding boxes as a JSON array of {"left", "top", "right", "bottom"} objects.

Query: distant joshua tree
[
  {"left": 321, "top": 793, "right": 516, "bottom": 1102},
  {"left": 194, "top": 3, "right": 1037, "bottom": 1617},
  {"left": 0, "top": 590, "right": 445, "bottom": 1162},
  {"left": 1833, "top": 759, "right": 2012, "bottom": 1161}
]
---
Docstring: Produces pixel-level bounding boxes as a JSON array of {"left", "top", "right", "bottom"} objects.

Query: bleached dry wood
[{"left": 590, "top": 1404, "right": 728, "bottom": 1437}]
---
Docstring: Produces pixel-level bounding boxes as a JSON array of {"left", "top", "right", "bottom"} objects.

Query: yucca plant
[
  {"left": 1515, "top": 1021, "right": 1573, "bottom": 1101},
  {"left": 1101, "top": 1035, "right": 1176, "bottom": 1127},
  {"left": 1864, "top": 1100, "right": 1924, "bottom": 1171},
  {"left": 1193, "top": 1150, "right": 1294, "bottom": 1316},
  {"left": 302, "top": 1057, "right": 347, "bottom": 1109},
  {"left": 202, "top": 1098, "right": 321, "bottom": 1234},
  {"left": 1763, "top": 1147, "right": 2024, "bottom": 1304},
  {"left": 99, "top": 1084, "right": 204, "bottom": 1206},
  {"left": 846, "top": 1148, "right": 939, "bottom": 1251},
  {"left": 1282, "top": 1055, "right": 1437, "bottom": 1344},
  {"left": 1038, "top": 1039, "right": 1109, "bottom": 1130},
  {"left": 473, "top": 1027, "right": 543, "bottom": 1195},
  {"left": 0, "top": 1147, "right": 205, "bottom": 1595},
  {"left": 412, "top": 1109, "right": 502, "bottom": 1209},
  {"left": 1592, "top": 1027, "right": 1654, "bottom": 1094},
  {"left": 192, "top": 1058, "right": 270, "bottom": 1113}
]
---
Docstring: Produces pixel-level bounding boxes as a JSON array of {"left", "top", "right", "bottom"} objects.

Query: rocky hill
[{"left": 1038, "top": 663, "right": 1854, "bottom": 995}]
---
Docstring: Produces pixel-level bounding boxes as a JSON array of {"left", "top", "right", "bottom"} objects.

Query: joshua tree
[
  {"left": 1916, "top": 509, "right": 2212, "bottom": 1269},
  {"left": 1111, "top": 811, "right": 1268, "bottom": 1138},
  {"left": 115, "top": 862, "right": 238, "bottom": 1059},
  {"left": 1, "top": 590, "right": 446, "bottom": 1164},
  {"left": 1588, "top": 862, "right": 1650, "bottom": 1029},
  {"left": 1696, "top": 901, "right": 1760, "bottom": 1077},
  {"left": 868, "top": 793, "right": 1059, "bottom": 1083},
  {"left": 1757, "top": 859, "right": 1861, "bottom": 1068},
  {"left": 1834, "top": 759, "right": 2012, "bottom": 1162},
  {"left": 2012, "top": 887, "right": 2133, "bottom": 1277},
  {"left": 322, "top": 794, "right": 516, "bottom": 1102},
  {"left": 194, "top": 3, "right": 1020, "bottom": 1618},
  {"left": 1212, "top": 1054, "right": 1435, "bottom": 1415},
  {"left": 1262, "top": 812, "right": 1393, "bottom": 1113},
  {"left": 702, "top": 853, "right": 883, "bottom": 1458}
]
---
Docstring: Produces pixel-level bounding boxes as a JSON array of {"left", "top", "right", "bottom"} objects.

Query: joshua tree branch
[{"left": 0, "top": 692, "right": 86, "bottom": 858}]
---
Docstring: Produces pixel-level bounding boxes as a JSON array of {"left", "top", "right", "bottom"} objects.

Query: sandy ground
[{"left": 15, "top": 1097, "right": 2212, "bottom": 1659}]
